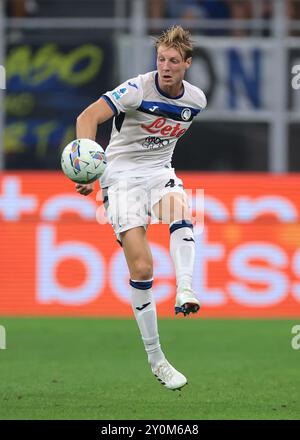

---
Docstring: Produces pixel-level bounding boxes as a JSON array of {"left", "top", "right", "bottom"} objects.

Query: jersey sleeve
[
  {"left": 101, "top": 76, "right": 143, "bottom": 115},
  {"left": 186, "top": 82, "right": 207, "bottom": 114},
  {"left": 198, "top": 89, "right": 207, "bottom": 110}
]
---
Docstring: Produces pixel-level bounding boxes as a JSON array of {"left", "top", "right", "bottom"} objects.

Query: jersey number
[
  {"left": 165, "top": 179, "right": 175, "bottom": 188},
  {"left": 165, "top": 179, "right": 183, "bottom": 189}
]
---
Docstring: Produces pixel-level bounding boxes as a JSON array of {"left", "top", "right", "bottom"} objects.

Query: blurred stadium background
[{"left": 0, "top": 0, "right": 300, "bottom": 420}]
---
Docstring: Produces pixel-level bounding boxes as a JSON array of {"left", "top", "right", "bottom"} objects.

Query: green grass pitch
[{"left": 0, "top": 317, "right": 299, "bottom": 420}]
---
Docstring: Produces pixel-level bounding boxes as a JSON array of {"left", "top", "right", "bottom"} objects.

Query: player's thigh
[
  {"left": 120, "top": 226, "right": 153, "bottom": 279},
  {"left": 149, "top": 170, "right": 190, "bottom": 224},
  {"left": 104, "top": 179, "right": 148, "bottom": 233},
  {"left": 153, "top": 191, "right": 191, "bottom": 224}
]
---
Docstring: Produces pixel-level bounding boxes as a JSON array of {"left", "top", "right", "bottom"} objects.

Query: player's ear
[{"left": 185, "top": 57, "right": 192, "bottom": 70}]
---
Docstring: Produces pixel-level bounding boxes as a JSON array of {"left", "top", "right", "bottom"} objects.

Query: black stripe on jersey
[{"left": 115, "top": 111, "right": 125, "bottom": 132}]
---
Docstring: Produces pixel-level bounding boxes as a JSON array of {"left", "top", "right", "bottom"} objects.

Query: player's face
[{"left": 157, "top": 46, "right": 192, "bottom": 95}]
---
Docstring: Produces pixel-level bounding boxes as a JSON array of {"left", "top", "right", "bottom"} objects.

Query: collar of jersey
[{"left": 155, "top": 73, "right": 185, "bottom": 100}]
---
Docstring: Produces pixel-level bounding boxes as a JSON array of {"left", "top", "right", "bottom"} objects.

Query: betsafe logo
[
  {"left": 0, "top": 65, "right": 5, "bottom": 90},
  {"left": 0, "top": 325, "right": 6, "bottom": 349}
]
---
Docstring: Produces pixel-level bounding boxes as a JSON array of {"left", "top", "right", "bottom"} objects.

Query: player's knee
[{"left": 131, "top": 259, "right": 153, "bottom": 280}]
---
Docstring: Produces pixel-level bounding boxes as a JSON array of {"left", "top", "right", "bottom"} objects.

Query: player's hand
[{"left": 75, "top": 182, "right": 95, "bottom": 196}]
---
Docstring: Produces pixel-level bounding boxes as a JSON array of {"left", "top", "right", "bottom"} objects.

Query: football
[{"left": 61, "top": 138, "right": 106, "bottom": 183}]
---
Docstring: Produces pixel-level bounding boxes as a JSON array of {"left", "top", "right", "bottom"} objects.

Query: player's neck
[
  {"left": 156, "top": 75, "right": 184, "bottom": 99},
  {"left": 161, "top": 84, "right": 183, "bottom": 98}
]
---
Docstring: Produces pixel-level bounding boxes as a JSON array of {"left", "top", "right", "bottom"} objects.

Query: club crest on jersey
[{"left": 181, "top": 108, "right": 192, "bottom": 121}]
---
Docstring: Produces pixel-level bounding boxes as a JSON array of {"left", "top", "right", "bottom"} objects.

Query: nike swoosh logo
[
  {"left": 136, "top": 302, "right": 151, "bottom": 311},
  {"left": 183, "top": 238, "right": 195, "bottom": 242}
]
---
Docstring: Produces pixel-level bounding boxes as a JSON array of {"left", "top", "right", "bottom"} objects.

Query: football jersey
[{"left": 100, "top": 71, "right": 206, "bottom": 187}]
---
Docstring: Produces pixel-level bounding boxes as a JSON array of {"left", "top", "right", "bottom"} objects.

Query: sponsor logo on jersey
[
  {"left": 181, "top": 108, "right": 192, "bottom": 121},
  {"left": 149, "top": 105, "right": 159, "bottom": 112},
  {"left": 118, "top": 87, "right": 127, "bottom": 95},
  {"left": 128, "top": 81, "right": 138, "bottom": 89},
  {"left": 142, "top": 136, "right": 172, "bottom": 150},
  {"left": 141, "top": 117, "right": 187, "bottom": 138},
  {"left": 112, "top": 91, "right": 121, "bottom": 100},
  {"left": 112, "top": 87, "right": 128, "bottom": 100}
]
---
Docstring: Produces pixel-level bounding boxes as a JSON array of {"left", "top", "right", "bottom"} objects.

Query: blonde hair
[{"left": 155, "top": 25, "right": 193, "bottom": 60}]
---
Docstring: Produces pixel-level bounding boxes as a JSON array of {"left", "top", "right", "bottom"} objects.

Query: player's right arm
[
  {"left": 76, "top": 97, "right": 114, "bottom": 139},
  {"left": 76, "top": 78, "right": 142, "bottom": 195},
  {"left": 75, "top": 98, "right": 115, "bottom": 195}
]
